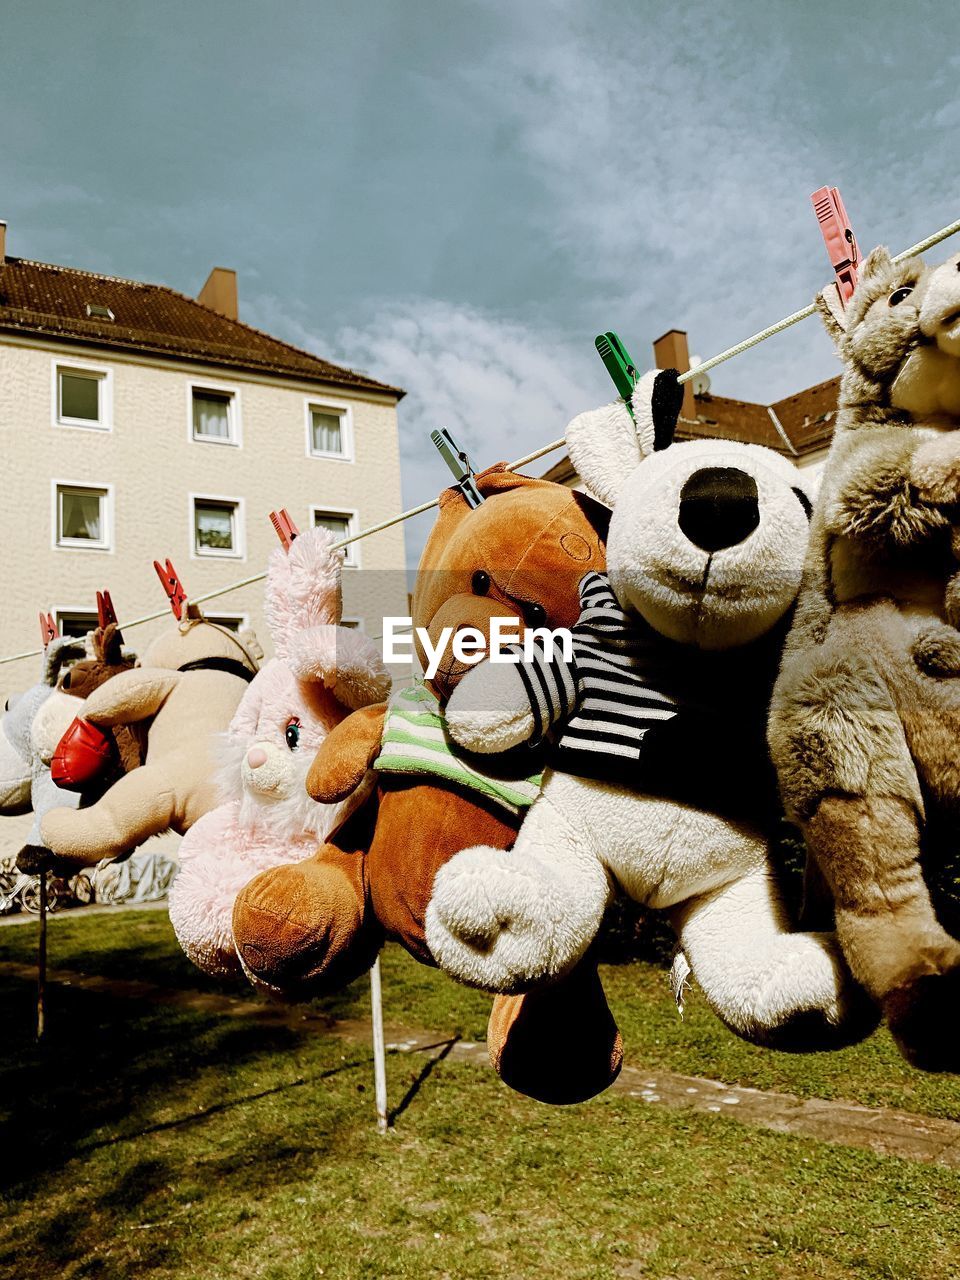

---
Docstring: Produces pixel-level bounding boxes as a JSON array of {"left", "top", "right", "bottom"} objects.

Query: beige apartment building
[{"left": 0, "top": 220, "right": 408, "bottom": 704}]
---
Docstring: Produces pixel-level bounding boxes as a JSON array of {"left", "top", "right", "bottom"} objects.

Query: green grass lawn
[{"left": 0, "top": 909, "right": 958, "bottom": 1279}]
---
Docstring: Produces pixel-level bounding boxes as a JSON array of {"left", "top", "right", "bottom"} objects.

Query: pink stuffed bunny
[{"left": 169, "top": 527, "right": 391, "bottom": 976}]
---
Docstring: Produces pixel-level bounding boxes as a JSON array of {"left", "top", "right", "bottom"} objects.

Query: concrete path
[{"left": 4, "top": 958, "right": 960, "bottom": 1170}]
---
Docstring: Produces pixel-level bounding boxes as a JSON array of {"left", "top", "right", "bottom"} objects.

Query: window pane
[
  {"left": 60, "top": 371, "right": 100, "bottom": 421},
  {"left": 209, "top": 616, "right": 242, "bottom": 632},
  {"left": 60, "top": 489, "right": 103, "bottom": 541},
  {"left": 310, "top": 409, "right": 343, "bottom": 454},
  {"left": 56, "top": 612, "right": 98, "bottom": 638},
  {"left": 193, "top": 391, "right": 232, "bottom": 439},
  {"left": 313, "top": 512, "right": 350, "bottom": 541},
  {"left": 196, "top": 502, "right": 236, "bottom": 551}
]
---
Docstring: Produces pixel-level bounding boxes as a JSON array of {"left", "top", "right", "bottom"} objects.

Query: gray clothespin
[{"left": 431, "top": 428, "right": 483, "bottom": 508}]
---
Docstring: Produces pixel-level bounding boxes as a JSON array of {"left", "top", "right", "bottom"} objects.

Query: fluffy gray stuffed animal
[
  {"left": 769, "top": 247, "right": 960, "bottom": 1071},
  {"left": 0, "top": 637, "right": 88, "bottom": 869}
]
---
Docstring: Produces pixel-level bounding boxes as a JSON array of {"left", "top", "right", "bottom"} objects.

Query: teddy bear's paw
[
  {"left": 426, "top": 847, "right": 567, "bottom": 993},
  {"left": 883, "top": 966, "right": 960, "bottom": 1072},
  {"left": 719, "top": 933, "right": 878, "bottom": 1052},
  {"left": 911, "top": 622, "right": 960, "bottom": 677}
]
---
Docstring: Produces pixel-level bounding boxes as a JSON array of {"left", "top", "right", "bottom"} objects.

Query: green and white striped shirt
[{"left": 374, "top": 682, "right": 543, "bottom": 815}]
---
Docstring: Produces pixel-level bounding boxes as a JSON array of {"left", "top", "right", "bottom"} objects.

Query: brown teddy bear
[
  {"left": 232, "top": 464, "right": 624, "bottom": 1103},
  {"left": 40, "top": 611, "right": 262, "bottom": 867},
  {"left": 769, "top": 247, "right": 960, "bottom": 1071}
]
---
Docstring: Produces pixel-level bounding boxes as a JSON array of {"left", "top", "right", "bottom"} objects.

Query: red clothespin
[
  {"left": 153, "top": 559, "right": 188, "bottom": 621},
  {"left": 39, "top": 612, "right": 58, "bottom": 648},
  {"left": 269, "top": 508, "right": 299, "bottom": 552},
  {"left": 96, "top": 589, "right": 122, "bottom": 643},
  {"left": 811, "top": 186, "right": 860, "bottom": 306}
]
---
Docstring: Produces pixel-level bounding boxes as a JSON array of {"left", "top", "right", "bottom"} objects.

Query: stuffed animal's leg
[
  {"left": 232, "top": 840, "right": 383, "bottom": 998},
  {"left": 40, "top": 767, "right": 177, "bottom": 866},
  {"left": 804, "top": 793, "right": 960, "bottom": 1070},
  {"left": 487, "top": 958, "right": 622, "bottom": 1104},
  {"left": 670, "top": 860, "right": 877, "bottom": 1050},
  {"left": 426, "top": 781, "right": 612, "bottom": 993}
]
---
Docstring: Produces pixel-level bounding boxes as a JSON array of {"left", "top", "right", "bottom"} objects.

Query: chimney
[
  {"left": 653, "top": 328, "right": 696, "bottom": 423},
  {"left": 198, "top": 266, "right": 238, "bottom": 320},
  {"left": 0, "top": 221, "right": 6, "bottom": 264}
]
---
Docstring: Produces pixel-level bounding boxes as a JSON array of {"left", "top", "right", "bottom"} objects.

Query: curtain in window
[
  {"left": 196, "top": 504, "right": 235, "bottom": 550},
  {"left": 311, "top": 409, "right": 343, "bottom": 454},
  {"left": 60, "top": 490, "right": 103, "bottom": 540},
  {"left": 313, "top": 513, "right": 349, "bottom": 540},
  {"left": 193, "top": 392, "right": 231, "bottom": 439}
]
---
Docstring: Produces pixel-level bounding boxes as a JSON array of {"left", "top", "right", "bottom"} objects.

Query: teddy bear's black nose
[{"left": 678, "top": 467, "right": 760, "bottom": 553}]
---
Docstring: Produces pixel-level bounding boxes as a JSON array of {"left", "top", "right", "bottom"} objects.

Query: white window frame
[
  {"left": 187, "top": 378, "right": 242, "bottom": 447},
  {"left": 304, "top": 397, "right": 354, "bottom": 462},
  {"left": 54, "top": 607, "right": 99, "bottom": 639},
  {"left": 310, "top": 505, "right": 360, "bottom": 568},
  {"left": 190, "top": 493, "right": 246, "bottom": 561},
  {"left": 51, "top": 357, "right": 113, "bottom": 432},
  {"left": 205, "top": 611, "right": 250, "bottom": 633},
  {"left": 51, "top": 480, "right": 114, "bottom": 553}
]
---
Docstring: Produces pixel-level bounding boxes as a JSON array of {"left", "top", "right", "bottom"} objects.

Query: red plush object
[{"left": 51, "top": 716, "right": 115, "bottom": 790}]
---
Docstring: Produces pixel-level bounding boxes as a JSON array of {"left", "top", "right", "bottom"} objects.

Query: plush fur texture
[
  {"left": 1, "top": 639, "right": 87, "bottom": 856},
  {"left": 428, "top": 379, "right": 875, "bottom": 1056},
  {"left": 40, "top": 616, "right": 263, "bottom": 867},
  {"left": 169, "top": 529, "right": 389, "bottom": 978},
  {"left": 232, "top": 467, "right": 628, "bottom": 1104},
  {"left": 770, "top": 249, "right": 960, "bottom": 1071}
]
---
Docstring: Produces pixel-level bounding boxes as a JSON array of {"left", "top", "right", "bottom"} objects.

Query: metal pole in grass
[
  {"left": 370, "top": 956, "right": 388, "bottom": 1133},
  {"left": 37, "top": 870, "right": 47, "bottom": 1041}
]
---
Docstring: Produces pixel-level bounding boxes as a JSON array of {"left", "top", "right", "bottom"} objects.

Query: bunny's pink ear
[
  {"left": 287, "top": 626, "right": 391, "bottom": 711},
  {"left": 265, "top": 527, "right": 344, "bottom": 659}
]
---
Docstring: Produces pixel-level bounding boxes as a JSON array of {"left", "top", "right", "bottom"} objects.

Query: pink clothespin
[
  {"left": 39, "top": 612, "right": 58, "bottom": 648},
  {"left": 811, "top": 186, "right": 860, "bottom": 306},
  {"left": 153, "top": 559, "right": 188, "bottom": 621},
  {"left": 269, "top": 509, "right": 299, "bottom": 552},
  {"left": 96, "top": 590, "right": 122, "bottom": 642}
]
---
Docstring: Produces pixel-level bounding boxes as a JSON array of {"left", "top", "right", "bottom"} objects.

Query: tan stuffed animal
[
  {"left": 41, "top": 612, "right": 261, "bottom": 867},
  {"left": 769, "top": 248, "right": 960, "bottom": 1071}
]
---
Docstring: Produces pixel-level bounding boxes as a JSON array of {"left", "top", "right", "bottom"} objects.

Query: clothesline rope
[{"left": 2, "top": 213, "right": 959, "bottom": 671}]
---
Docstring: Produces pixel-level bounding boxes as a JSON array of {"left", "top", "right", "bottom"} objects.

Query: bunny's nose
[
  {"left": 247, "top": 747, "right": 267, "bottom": 769},
  {"left": 678, "top": 467, "right": 760, "bottom": 553}
]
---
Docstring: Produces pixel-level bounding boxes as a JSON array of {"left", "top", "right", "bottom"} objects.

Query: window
[
  {"left": 305, "top": 399, "right": 352, "bottom": 460},
  {"left": 85, "top": 302, "right": 114, "bottom": 321},
  {"left": 190, "top": 383, "right": 239, "bottom": 445},
  {"left": 54, "top": 360, "right": 111, "bottom": 430},
  {"left": 205, "top": 613, "right": 248, "bottom": 633},
  {"left": 311, "top": 507, "right": 359, "bottom": 567},
  {"left": 53, "top": 483, "right": 111, "bottom": 551},
  {"left": 55, "top": 610, "right": 98, "bottom": 638},
  {"left": 193, "top": 496, "right": 243, "bottom": 558}
]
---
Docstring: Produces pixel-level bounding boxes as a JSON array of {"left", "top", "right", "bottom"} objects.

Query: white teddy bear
[{"left": 426, "top": 371, "right": 874, "bottom": 1050}]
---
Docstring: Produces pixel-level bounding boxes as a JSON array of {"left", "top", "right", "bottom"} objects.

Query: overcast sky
[{"left": 2, "top": 0, "right": 958, "bottom": 567}]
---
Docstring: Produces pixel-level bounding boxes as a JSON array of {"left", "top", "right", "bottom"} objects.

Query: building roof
[
  {"left": 0, "top": 256, "right": 404, "bottom": 398},
  {"left": 540, "top": 377, "right": 839, "bottom": 485},
  {"left": 679, "top": 377, "right": 839, "bottom": 457}
]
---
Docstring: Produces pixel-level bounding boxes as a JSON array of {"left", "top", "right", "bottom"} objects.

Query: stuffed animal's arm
[
  {"left": 823, "top": 427, "right": 951, "bottom": 547},
  {"left": 306, "top": 702, "right": 387, "bottom": 803},
  {"left": 78, "top": 666, "right": 181, "bottom": 726},
  {"left": 445, "top": 658, "right": 542, "bottom": 754}
]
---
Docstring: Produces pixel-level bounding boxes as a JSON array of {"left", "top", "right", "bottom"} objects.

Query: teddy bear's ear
[
  {"left": 567, "top": 370, "right": 682, "bottom": 507},
  {"left": 42, "top": 636, "right": 86, "bottom": 687},
  {"left": 265, "top": 528, "right": 343, "bottom": 660}
]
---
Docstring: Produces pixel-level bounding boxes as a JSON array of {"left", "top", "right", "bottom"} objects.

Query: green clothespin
[{"left": 595, "top": 331, "right": 639, "bottom": 420}]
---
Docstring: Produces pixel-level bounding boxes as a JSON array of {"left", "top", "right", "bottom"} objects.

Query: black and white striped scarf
[{"left": 511, "top": 572, "right": 692, "bottom": 769}]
